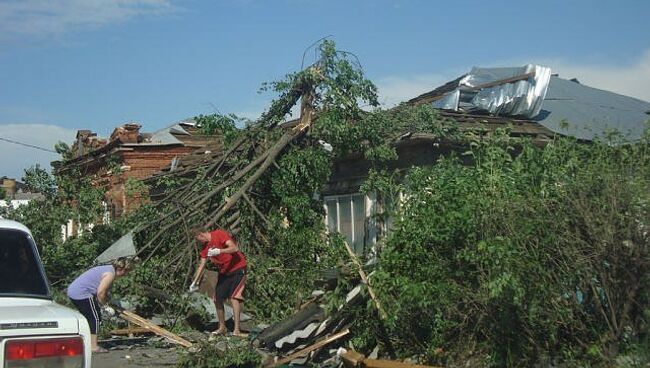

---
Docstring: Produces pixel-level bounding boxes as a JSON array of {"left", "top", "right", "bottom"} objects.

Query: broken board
[{"left": 117, "top": 309, "right": 193, "bottom": 348}]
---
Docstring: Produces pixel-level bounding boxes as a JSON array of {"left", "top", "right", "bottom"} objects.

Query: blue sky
[{"left": 1, "top": 0, "right": 650, "bottom": 179}]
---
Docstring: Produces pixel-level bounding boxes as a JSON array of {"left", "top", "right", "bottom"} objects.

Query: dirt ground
[
  {"left": 91, "top": 321, "right": 255, "bottom": 367},
  {"left": 92, "top": 346, "right": 180, "bottom": 368}
]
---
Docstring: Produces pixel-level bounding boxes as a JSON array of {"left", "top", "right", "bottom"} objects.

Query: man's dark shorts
[{"left": 215, "top": 268, "right": 246, "bottom": 302}]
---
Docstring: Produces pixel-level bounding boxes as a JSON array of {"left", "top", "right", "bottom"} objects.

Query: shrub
[{"left": 369, "top": 132, "right": 650, "bottom": 366}]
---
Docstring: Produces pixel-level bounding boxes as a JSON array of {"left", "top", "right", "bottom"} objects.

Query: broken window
[{"left": 324, "top": 193, "right": 376, "bottom": 254}]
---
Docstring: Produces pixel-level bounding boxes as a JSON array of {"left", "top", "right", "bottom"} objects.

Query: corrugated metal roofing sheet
[{"left": 411, "top": 66, "right": 650, "bottom": 142}]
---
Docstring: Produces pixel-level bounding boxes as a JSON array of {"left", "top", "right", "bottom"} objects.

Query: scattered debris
[
  {"left": 340, "top": 350, "right": 440, "bottom": 368},
  {"left": 270, "top": 328, "right": 350, "bottom": 367},
  {"left": 249, "top": 280, "right": 371, "bottom": 366},
  {"left": 255, "top": 302, "right": 325, "bottom": 350},
  {"left": 95, "top": 231, "right": 136, "bottom": 264},
  {"left": 115, "top": 307, "right": 193, "bottom": 348}
]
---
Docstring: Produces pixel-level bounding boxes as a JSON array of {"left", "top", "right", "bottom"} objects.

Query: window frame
[{"left": 323, "top": 192, "right": 377, "bottom": 253}]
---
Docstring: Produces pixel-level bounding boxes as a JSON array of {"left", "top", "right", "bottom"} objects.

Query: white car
[{"left": 0, "top": 219, "right": 92, "bottom": 367}]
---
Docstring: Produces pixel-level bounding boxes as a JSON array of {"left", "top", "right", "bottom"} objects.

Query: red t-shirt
[{"left": 199, "top": 230, "right": 247, "bottom": 275}]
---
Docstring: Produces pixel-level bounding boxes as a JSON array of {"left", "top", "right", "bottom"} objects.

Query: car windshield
[{"left": 0, "top": 229, "right": 50, "bottom": 297}]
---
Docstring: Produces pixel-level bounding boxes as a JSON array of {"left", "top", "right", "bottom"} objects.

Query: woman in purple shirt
[{"left": 67, "top": 257, "right": 133, "bottom": 353}]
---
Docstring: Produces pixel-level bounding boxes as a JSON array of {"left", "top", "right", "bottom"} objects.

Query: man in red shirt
[{"left": 189, "top": 228, "right": 247, "bottom": 336}]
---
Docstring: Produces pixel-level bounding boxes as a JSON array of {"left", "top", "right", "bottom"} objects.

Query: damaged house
[
  {"left": 248, "top": 66, "right": 650, "bottom": 363},
  {"left": 322, "top": 64, "right": 650, "bottom": 254},
  {"left": 126, "top": 56, "right": 650, "bottom": 366},
  {"left": 52, "top": 120, "right": 217, "bottom": 232}
]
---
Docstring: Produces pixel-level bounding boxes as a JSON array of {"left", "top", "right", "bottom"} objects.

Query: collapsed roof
[
  {"left": 52, "top": 119, "right": 214, "bottom": 174},
  {"left": 410, "top": 64, "right": 650, "bottom": 141}
]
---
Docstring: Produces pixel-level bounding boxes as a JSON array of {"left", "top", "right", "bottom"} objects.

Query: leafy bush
[{"left": 366, "top": 131, "right": 650, "bottom": 366}]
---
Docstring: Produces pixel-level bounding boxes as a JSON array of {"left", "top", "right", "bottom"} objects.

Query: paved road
[{"left": 92, "top": 347, "right": 179, "bottom": 368}]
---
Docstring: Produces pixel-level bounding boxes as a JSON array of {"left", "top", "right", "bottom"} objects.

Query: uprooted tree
[{"left": 127, "top": 40, "right": 381, "bottom": 323}]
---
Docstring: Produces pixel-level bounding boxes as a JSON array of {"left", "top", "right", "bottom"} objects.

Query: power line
[{"left": 0, "top": 136, "right": 57, "bottom": 153}]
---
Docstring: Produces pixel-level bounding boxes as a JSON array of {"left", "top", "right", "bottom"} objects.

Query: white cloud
[
  {"left": 0, "top": 124, "right": 76, "bottom": 179},
  {"left": 542, "top": 50, "right": 650, "bottom": 102},
  {"left": 375, "top": 73, "right": 453, "bottom": 107},
  {"left": 233, "top": 110, "right": 264, "bottom": 122},
  {"left": 0, "top": 0, "right": 177, "bottom": 37}
]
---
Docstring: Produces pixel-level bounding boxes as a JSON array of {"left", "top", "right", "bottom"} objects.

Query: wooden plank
[
  {"left": 343, "top": 240, "right": 387, "bottom": 320},
  {"left": 109, "top": 327, "right": 152, "bottom": 336},
  {"left": 341, "top": 351, "right": 440, "bottom": 368},
  {"left": 465, "top": 71, "right": 535, "bottom": 91},
  {"left": 270, "top": 328, "right": 350, "bottom": 367},
  {"left": 117, "top": 309, "right": 193, "bottom": 348},
  {"left": 341, "top": 350, "right": 366, "bottom": 367}
]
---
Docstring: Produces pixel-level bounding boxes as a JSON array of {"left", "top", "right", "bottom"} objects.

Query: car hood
[{"left": 0, "top": 298, "right": 80, "bottom": 337}]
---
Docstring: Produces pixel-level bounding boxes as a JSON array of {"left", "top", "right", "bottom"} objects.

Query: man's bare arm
[
  {"left": 191, "top": 258, "right": 207, "bottom": 286},
  {"left": 219, "top": 239, "right": 239, "bottom": 254}
]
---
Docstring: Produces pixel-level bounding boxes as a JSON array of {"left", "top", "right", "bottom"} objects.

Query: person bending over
[{"left": 67, "top": 257, "right": 133, "bottom": 353}]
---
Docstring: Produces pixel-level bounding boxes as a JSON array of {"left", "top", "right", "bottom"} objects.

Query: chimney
[
  {"left": 75, "top": 130, "right": 91, "bottom": 156},
  {"left": 1, "top": 177, "right": 17, "bottom": 198},
  {"left": 110, "top": 123, "right": 141, "bottom": 144}
]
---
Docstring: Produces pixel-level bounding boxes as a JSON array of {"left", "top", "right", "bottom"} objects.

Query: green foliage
[
  {"left": 5, "top": 166, "right": 114, "bottom": 285},
  {"left": 125, "top": 177, "right": 149, "bottom": 197},
  {"left": 361, "top": 131, "right": 650, "bottom": 366},
  {"left": 51, "top": 166, "right": 105, "bottom": 224},
  {"left": 154, "top": 173, "right": 188, "bottom": 195},
  {"left": 313, "top": 103, "right": 458, "bottom": 162},
  {"left": 0, "top": 187, "right": 5, "bottom": 200},
  {"left": 22, "top": 164, "right": 56, "bottom": 197},
  {"left": 43, "top": 226, "right": 120, "bottom": 286},
  {"left": 245, "top": 226, "right": 345, "bottom": 322},
  {"left": 176, "top": 338, "right": 262, "bottom": 368},
  {"left": 18, "top": 39, "right": 649, "bottom": 368},
  {"left": 241, "top": 145, "right": 345, "bottom": 321},
  {"left": 105, "top": 155, "right": 122, "bottom": 176},
  {"left": 7, "top": 197, "right": 71, "bottom": 251},
  {"left": 194, "top": 113, "right": 243, "bottom": 145},
  {"left": 54, "top": 141, "right": 73, "bottom": 160},
  {"left": 260, "top": 39, "right": 378, "bottom": 126},
  {"left": 221, "top": 40, "right": 379, "bottom": 322}
]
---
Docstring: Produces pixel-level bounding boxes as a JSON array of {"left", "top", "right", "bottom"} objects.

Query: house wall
[
  {"left": 57, "top": 144, "right": 200, "bottom": 222},
  {"left": 108, "top": 145, "right": 197, "bottom": 218},
  {"left": 1, "top": 178, "right": 17, "bottom": 198},
  {"left": 322, "top": 139, "right": 469, "bottom": 252},
  {"left": 122, "top": 146, "right": 197, "bottom": 180},
  {"left": 324, "top": 140, "right": 462, "bottom": 195}
]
